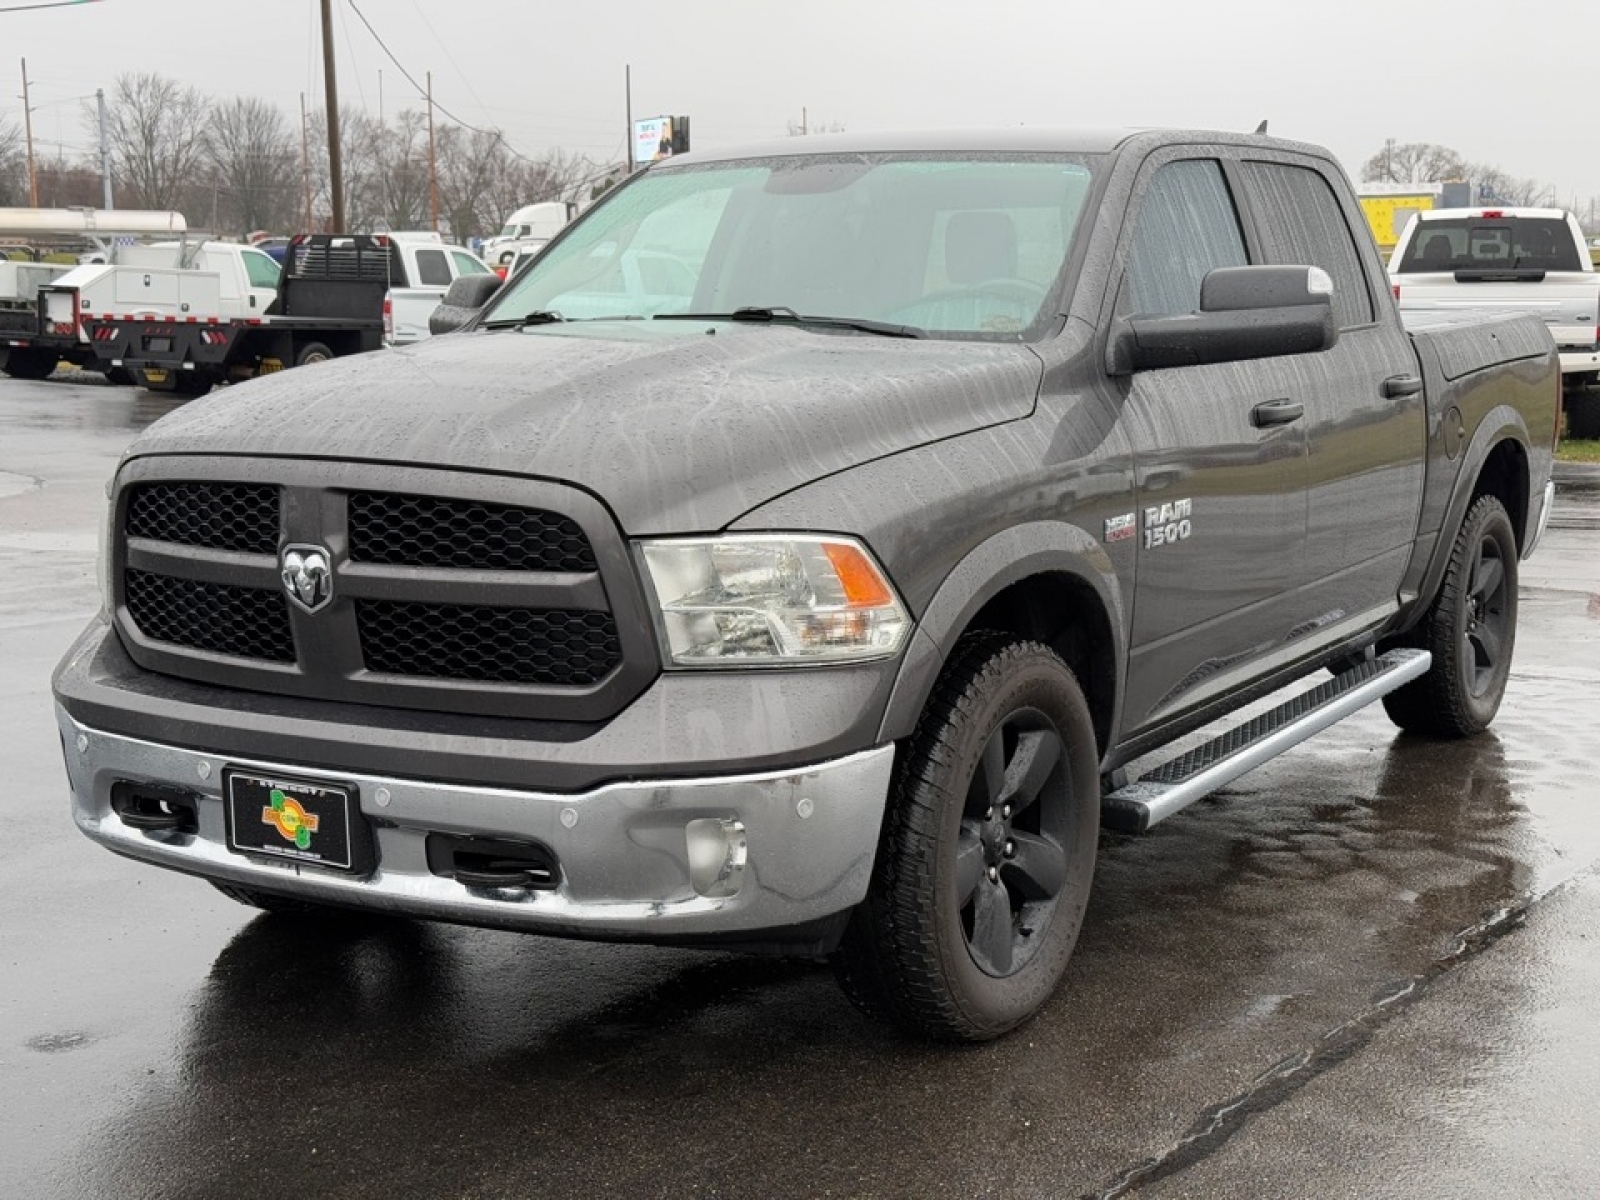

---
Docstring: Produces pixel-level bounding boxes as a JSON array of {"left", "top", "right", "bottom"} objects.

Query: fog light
[{"left": 686, "top": 818, "right": 747, "bottom": 899}]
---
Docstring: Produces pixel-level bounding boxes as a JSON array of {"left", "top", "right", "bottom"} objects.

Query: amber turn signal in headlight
[{"left": 638, "top": 534, "right": 909, "bottom": 667}]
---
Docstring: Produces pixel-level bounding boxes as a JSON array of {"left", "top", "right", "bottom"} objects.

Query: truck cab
[{"left": 380, "top": 233, "right": 494, "bottom": 345}]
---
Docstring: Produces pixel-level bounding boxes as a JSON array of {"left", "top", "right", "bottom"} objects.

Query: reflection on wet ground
[{"left": 5, "top": 380, "right": 1599, "bottom": 1197}]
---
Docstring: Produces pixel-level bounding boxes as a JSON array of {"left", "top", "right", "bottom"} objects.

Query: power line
[
  {"left": 0, "top": 0, "right": 101, "bottom": 11},
  {"left": 343, "top": 0, "right": 585, "bottom": 170}
]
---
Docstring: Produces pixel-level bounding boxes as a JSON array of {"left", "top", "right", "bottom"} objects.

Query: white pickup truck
[
  {"left": 1390, "top": 207, "right": 1600, "bottom": 386},
  {"left": 379, "top": 233, "right": 494, "bottom": 346}
]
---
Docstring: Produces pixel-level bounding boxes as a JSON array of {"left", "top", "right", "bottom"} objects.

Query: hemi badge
[{"left": 1105, "top": 513, "right": 1137, "bottom": 543}]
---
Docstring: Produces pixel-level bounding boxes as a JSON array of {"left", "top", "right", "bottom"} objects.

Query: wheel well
[
  {"left": 964, "top": 572, "right": 1116, "bottom": 758},
  {"left": 1472, "top": 438, "right": 1530, "bottom": 552}
]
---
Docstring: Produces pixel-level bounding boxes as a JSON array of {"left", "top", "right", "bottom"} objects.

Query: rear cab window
[
  {"left": 1396, "top": 216, "right": 1583, "bottom": 273},
  {"left": 414, "top": 248, "right": 452, "bottom": 287}
]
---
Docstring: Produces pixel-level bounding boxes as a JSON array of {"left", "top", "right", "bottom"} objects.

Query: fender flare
[
  {"left": 876, "top": 520, "right": 1128, "bottom": 744},
  {"left": 1408, "top": 403, "right": 1532, "bottom": 622}
]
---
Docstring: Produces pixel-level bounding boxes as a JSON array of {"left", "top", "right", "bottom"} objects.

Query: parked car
[{"left": 54, "top": 128, "right": 1558, "bottom": 1042}]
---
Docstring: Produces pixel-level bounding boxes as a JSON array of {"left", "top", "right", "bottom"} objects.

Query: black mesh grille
[
  {"left": 124, "top": 570, "right": 295, "bottom": 662},
  {"left": 348, "top": 492, "right": 596, "bottom": 572},
  {"left": 126, "top": 482, "right": 280, "bottom": 554},
  {"left": 356, "top": 600, "right": 620, "bottom": 685}
]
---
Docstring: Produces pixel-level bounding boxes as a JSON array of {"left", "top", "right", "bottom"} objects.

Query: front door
[{"left": 1106, "top": 156, "right": 1315, "bottom": 731}]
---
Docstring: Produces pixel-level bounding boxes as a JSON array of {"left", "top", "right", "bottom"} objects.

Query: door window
[
  {"left": 451, "top": 250, "right": 491, "bottom": 277},
  {"left": 242, "top": 249, "right": 282, "bottom": 290},
  {"left": 1241, "top": 163, "right": 1374, "bottom": 328},
  {"left": 1125, "top": 159, "right": 1248, "bottom": 317}
]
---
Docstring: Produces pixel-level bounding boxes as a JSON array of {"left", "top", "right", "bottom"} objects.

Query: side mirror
[
  {"left": 1108, "top": 265, "right": 1338, "bottom": 374},
  {"left": 428, "top": 273, "right": 504, "bottom": 336}
]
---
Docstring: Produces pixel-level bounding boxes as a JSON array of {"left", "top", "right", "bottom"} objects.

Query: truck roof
[
  {"left": 1415, "top": 206, "right": 1571, "bottom": 221},
  {"left": 660, "top": 126, "right": 1331, "bottom": 166}
]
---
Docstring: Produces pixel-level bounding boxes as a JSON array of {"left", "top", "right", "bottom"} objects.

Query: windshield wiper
[
  {"left": 481, "top": 310, "right": 568, "bottom": 330},
  {"left": 657, "top": 306, "right": 924, "bottom": 339}
]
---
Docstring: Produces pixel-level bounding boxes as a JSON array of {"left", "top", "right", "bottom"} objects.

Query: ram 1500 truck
[{"left": 52, "top": 129, "right": 1560, "bottom": 1041}]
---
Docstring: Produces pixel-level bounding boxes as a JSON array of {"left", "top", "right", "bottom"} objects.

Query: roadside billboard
[{"left": 633, "top": 115, "right": 690, "bottom": 165}]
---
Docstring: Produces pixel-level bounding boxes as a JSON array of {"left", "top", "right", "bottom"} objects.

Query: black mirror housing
[
  {"left": 1109, "top": 265, "right": 1338, "bottom": 374},
  {"left": 429, "top": 274, "right": 504, "bottom": 336}
]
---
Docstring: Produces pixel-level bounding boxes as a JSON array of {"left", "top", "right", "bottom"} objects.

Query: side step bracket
[{"left": 1102, "top": 648, "right": 1431, "bottom": 833}]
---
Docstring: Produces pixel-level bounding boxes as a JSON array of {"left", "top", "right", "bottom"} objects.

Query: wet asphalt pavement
[{"left": 3, "top": 375, "right": 1598, "bottom": 1199}]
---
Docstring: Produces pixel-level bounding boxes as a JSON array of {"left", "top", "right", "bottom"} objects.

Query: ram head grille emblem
[{"left": 280, "top": 545, "right": 334, "bottom": 613}]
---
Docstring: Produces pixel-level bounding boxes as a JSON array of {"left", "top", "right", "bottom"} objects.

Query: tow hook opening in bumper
[
  {"left": 426, "top": 833, "right": 561, "bottom": 891},
  {"left": 110, "top": 780, "right": 200, "bottom": 834}
]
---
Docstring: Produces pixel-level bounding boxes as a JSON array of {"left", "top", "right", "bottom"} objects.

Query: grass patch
[{"left": 1557, "top": 438, "right": 1600, "bottom": 463}]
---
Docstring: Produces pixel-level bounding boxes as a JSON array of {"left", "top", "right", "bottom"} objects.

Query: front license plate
[{"left": 224, "top": 771, "right": 362, "bottom": 872}]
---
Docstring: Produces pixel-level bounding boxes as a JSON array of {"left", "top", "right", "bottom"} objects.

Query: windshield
[
  {"left": 1397, "top": 216, "right": 1584, "bottom": 273},
  {"left": 483, "top": 153, "right": 1097, "bottom": 338}
]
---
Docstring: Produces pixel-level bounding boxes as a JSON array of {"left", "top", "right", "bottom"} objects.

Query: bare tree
[
  {"left": 1462, "top": 164, "right": 1549, "bottom": 207},
  {"left": 33, "top": 160, "right": 101, "bottom": 209},
  {"left": 434, "top": 124, "right": 511, "bottom": 240},
  {"left": 1360, "top": 140, "right": 1466, "bottom": 185},
  {"left": 370, "top": 109, "right": 431, "bottom": 232},
  {"left": 206, "top": 96, "right": 297, "bottom": 235},
  {"left": 0, "top": 116, "right": 25, "bottom": 207},
  {"left": 96, "top": 72, "right": 210, "bottom": 212}
]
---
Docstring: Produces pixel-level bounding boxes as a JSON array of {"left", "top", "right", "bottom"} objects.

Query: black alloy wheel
[
  {"left": 956, "top": 711, "right": 1070, "bottom": 977},
  {"left": 833, "top": 634, "right": 1099, "bottom": 1041},
  {"left": 1383, "top": 494, "right": 1518, "bottom": 737}
]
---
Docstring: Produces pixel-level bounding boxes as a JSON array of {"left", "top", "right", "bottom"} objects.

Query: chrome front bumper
[{"left": 57, "top": 705, "right": 894, "bottom": 940}]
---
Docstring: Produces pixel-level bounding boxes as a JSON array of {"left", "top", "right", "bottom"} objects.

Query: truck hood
[{"left": 125, "top": 321, "right": 1043, "bottom": 533}]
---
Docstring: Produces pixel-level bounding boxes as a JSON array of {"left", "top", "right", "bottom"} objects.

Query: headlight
[{"left": 639, "top": 535, "right": 909, "bottom": 667}]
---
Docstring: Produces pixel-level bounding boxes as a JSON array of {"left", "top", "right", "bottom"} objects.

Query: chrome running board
[{"left": 1102, "top": 648, "right": 1431, "bottom": 833}]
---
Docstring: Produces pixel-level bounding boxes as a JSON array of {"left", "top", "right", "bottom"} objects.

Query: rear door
[
  {"left": 1236, "top": 157, "right": 1425, "bottom": 631},
  {"left": 1104, "top": 152, "right": 1315, "bottom": 730}
]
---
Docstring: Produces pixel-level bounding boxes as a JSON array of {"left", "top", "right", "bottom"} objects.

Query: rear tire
[
  {"left": 294, "top": 341, "right": 333, "bottom": 367},
  {"left": 2, "top": 348, "right": 55, "bottom": 380},
  {"left": 832, "top": 634, "right": 1099, "bottom": 1041},
  {"left": 103, "top": 366, "right": 136, "bottom": 387},
  {"left": 1383, "top": 494, "right": 1518, "bottom": 737},
  {"left": 1566, "top": 388, "right": 1600, "bottom": 440}
]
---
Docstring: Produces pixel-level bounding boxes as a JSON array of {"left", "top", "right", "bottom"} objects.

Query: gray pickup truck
[{"left": 52, "top": 128, "right": 1559, "bottom": 1041}]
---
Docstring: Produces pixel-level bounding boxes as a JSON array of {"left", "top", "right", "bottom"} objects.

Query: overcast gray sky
[{"left": 7, "top": 0, "right": 1598, "bottom": 211}]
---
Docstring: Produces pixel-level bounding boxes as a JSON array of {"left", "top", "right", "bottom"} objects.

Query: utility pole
[
  {"left": 802, "top": 106, "right": 808, "bottom": 136},
  {"left": 300, "top": 92, "right": 313, "bottom": 230},
  {"left": 320, "top": 0, "right": 345, "bottom": 231},
  {"left": 378, "top": 68, "right": 383, "bottom": 126},
  {"left": 426, "top": 70, "right": 439, "bottom": 233},
  {"left": 96, "top": 87, "right": 112, "bottom": 209},
  {"left": 20, "top": 57, "right": 38, "bottom": 207},
  {"left": 624, "top": 64, "right": 632, "bottom": 176}
]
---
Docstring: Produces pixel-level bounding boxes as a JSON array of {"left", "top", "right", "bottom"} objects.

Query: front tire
[
  {"left": 833, "top": 634, "right": 1099, "bottom": 1041},
  {"left": 1383, "top": 494, "right": 1518, "bottom": 737}
]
